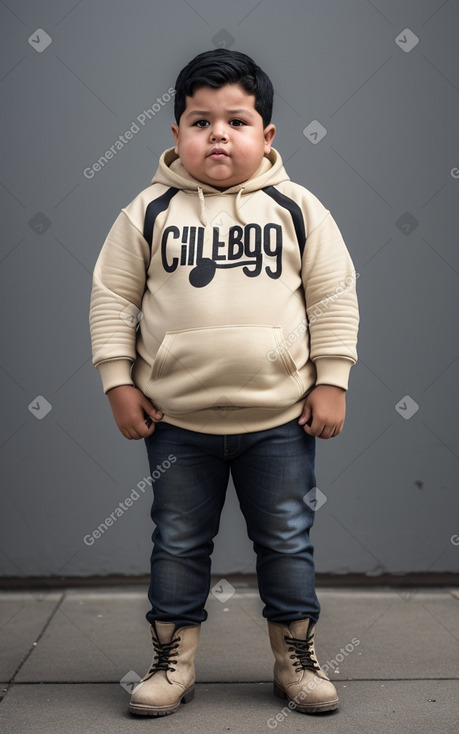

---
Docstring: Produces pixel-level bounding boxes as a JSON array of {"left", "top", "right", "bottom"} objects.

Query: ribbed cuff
[
  {"left": 96, "top": 359, "right": 134, "bottom": 394},
  {"left": 314, "top": 357, "right": 354, "bottom": 390}
]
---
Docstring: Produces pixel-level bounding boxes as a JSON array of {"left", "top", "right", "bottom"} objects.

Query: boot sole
[
  {"left": 273, "top": 680, "right": 339, "bottom": 714},
  {"left": 129, "top": 686, "right": 195, "bottom": 716}
]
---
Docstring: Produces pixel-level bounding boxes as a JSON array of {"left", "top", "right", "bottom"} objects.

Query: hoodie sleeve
[
  {"left": 89, "top": 209, "right": 149, "bottom": 393},
  {"left": 301, "top": 210, "right": 359, "bottom": 390}
]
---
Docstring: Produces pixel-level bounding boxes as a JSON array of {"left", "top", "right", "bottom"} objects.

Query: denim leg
[
  {"left": 144, "top": 422, "right": 229, "bottom": 627},
  {"left": 230, "top": 420, "right": 320, "bottom": 624}
]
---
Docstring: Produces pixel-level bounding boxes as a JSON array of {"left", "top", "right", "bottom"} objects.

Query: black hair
[{"left": 174, "top": 49, "right": 273, "bottom": 127}]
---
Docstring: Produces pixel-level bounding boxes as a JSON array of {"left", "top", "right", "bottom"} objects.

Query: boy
[{"left": 90, "top": 49, "right": 359, "bottom": 717}]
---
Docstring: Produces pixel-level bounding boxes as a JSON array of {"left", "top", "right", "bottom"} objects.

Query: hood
[{"left": 151, "top": 147, "right": 290, "bottom": 225}]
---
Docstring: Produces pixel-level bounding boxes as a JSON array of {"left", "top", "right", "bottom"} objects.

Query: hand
[
  {"left": 298, "top": 385, "right": 346, "bottom": 439},
  {"left": 107, "top": 385, "right": 163, "bottom": 440}
]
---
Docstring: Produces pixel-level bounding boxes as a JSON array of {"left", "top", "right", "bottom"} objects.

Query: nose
[{"left": 210, "top": 124, "right": 228, "bottom": 142}]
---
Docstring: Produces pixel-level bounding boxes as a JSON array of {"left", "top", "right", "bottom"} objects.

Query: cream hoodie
[{"left": 90, "top": 147, "right": 359, "bottom": 434}]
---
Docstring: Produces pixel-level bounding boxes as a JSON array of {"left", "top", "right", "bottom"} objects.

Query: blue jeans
[{"left": 144, "top": 419, "right": 320, "bottom": 628}]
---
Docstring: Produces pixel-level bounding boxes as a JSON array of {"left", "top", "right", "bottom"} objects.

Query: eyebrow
[{"left": 185, "top": 108, "right": 254, "bottom": 118}]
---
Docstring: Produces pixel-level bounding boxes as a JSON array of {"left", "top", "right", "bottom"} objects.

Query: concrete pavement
[{"left": 0, "top": 581, "right": 458, "bottom": 733}]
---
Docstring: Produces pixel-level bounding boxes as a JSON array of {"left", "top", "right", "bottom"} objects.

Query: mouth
[{"left": 208, "top": 148, "right": 229, "bottom": 158}]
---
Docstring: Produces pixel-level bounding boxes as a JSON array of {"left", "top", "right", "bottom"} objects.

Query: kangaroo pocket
[{"left": 146, "top": 325, "right": 306, "bottom": 415}]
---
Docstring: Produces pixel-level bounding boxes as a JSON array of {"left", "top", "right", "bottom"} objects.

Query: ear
[
  {"left": 263, "top": 124, "right": 276, "bottom": 154},
  {"left": 171, "top": 123, "right": 179, "bottom": 150}
]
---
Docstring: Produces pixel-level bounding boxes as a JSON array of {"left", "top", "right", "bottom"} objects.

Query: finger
[
  {"left": 319, "top": 423, "right": 340, "bottom": 440},
  {"left": 132, "top": 430, "right": 148, "bottom": 440},
  {"left": 144, "top": 409, "right": 161, "bottom": 432},
  {"left": 144, "top": 419, "right": 157, "bottom": 437},
  {"left": 146, "top": 409, "right": 163, "bottom": 422},
  {"left": 139, "top": 413, "right": 161, "bottom": 438},
  {"left": 303, "top": 419, "right": 322, "bottom": 436},
  {"left": 141, "top": 396, "right": 163, "bottom": 421},
  {"left": 123, "top": 424, "right": 145, "bottom": 440},
  {"left": 133, "top": 423, "right": 151, "bottom": 439},
  {"left": 297, "top": 402, "right": 311, "bottom": 426}
]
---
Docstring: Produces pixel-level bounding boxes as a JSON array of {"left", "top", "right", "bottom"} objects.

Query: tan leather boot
[
  {"left": 129, "top": 621, "right": 200, "bottom": 716},
  {"left": 268, "top": 619, "right": 339, "bottom": 713}
]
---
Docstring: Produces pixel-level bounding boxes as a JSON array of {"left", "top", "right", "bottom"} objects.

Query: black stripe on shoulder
[
  {"left": 143, "top": 187, "right": 180, "bottom": 249},
  {"left": 262, "top": 185, "right": 306, "bottom": 258}
]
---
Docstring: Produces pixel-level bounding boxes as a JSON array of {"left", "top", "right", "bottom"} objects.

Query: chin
[{"left": 205, "top": 175, "right": 233, "bottom": 186}]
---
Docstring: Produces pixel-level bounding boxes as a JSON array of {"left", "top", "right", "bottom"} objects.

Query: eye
[
  {"left": 193, "top": 119, "right": 209, "bottom": 127},
  {"left": 230, "top": 119, "right": 246, "bottom": 127}
]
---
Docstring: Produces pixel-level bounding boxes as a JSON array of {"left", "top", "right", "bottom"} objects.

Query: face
[{"left": 171, "top": 84, "right": 276, "bottom": 189}]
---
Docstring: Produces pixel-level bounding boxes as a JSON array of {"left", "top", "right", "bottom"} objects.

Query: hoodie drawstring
[
  {"left": 196, "top": 185, "right": 247, "bottom": 228},
  {"left": 197, "top": 187, "right": 207, "bottom": 227},
  {"left": 235, "top": 187, "right": 247, "bottom": 225}
]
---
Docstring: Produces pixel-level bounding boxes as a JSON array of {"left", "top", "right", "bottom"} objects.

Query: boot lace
[
  {"left": 148, "top": 633, "right": 181, "bottom": 674},
  {"left": 286, "top": 628, "right": 321, "bottom": 673}
]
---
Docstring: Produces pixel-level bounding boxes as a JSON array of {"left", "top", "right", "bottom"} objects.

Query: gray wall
[{"left": 1, "top": 0, "right": 458, "bottom": 579}]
